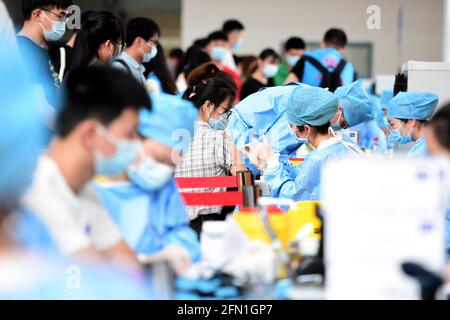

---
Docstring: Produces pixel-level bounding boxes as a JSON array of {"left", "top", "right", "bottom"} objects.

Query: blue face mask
[
  {"left": 40, "top": 12, "right": 66, "bottom": 42},
  {"left": 141, "top": 41, "right": 158, "bottom": 63},
  {"left": 94, "top": 126, "right": 141, "bottom": 177},
  {"left": 208, "top": 113, "right": 229, "bottom": 131},
  {"left": 389, "top": 122, "right": 413, "bottom": 145},
  {"left": 233, "top": 40, "right": 242, "bottom": 50},
  {"left": 286, "top": 55, "right": 301, "bottom": 67},
  {"left": 210, "top": 47, "right": 228, "bottom": 62},
  {"left": 127, "top": 154, "right": 174, "bottom": 191}
]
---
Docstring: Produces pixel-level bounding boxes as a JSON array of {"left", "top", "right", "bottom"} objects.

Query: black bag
[{"left": 296, "top": 55, "right": 351, "bottom": 92}]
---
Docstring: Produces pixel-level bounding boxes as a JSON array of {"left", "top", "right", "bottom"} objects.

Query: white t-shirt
[{"left": 22, "top": 155, "right": 122, "bottom": 256}]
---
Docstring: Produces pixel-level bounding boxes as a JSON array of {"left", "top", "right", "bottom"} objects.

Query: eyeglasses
[
  {"left": 112, "top": 41, "right": 126, "bottom": 55},
  {"left": 43, "top": 10, "right": 68, "bottom": 22},
  {"left": 218, "top": 105, "right": 233, "bottom": 119}
]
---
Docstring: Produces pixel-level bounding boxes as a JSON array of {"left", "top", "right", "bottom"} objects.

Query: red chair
[{"left": 175, "top": 176, "right": 244, "bottom": 207}]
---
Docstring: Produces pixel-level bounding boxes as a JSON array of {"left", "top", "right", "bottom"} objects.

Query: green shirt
[{"left": 274, "top": 63, "right": 290, "bottom": 86}]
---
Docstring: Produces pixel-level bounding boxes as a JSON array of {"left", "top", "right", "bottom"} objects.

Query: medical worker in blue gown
[
  {"left": 95, "top": 93, "right": 201, "bottom": 276},
  {"left": 329, "top": 80, "right": 385, "bottom": 152},
  {"left": 243, "top": 86, "right": 363, "bottom": 201},
  {"left": 387, "top": 92, "right": 439, "bottom": 158},
  {"left": 0, "top": 45, "right": 153, "bottom": 299}
]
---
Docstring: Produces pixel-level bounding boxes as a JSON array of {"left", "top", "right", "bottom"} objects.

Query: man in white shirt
[
  {"left": 22, "top": 66, "right": 152, "bottom": 272},
  {"left": 113, "top": 17, "right": 160, "bottom": 85}
]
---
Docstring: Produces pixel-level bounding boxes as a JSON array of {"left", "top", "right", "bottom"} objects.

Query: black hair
[
  {"left": 169, "top": 48, "right": 184, "bottom": 60},
  {"left": 57, "top": 66, "right": 151, "bottom": 138},
  {"left": 22, "top": 0, "right": 72, "bottom": 20},
  {"left": 181, "top": 46, "right": 211, "bottom": 79},
  {"left": 296, "top": 123, "right": 330, "bottom": 135},
  {"left": 259, "top": 48, "right": 279, "bottom": 61},
  {"left": 323, "top": 28, "right": 348, "bottom": 49},
  {"left": 193, "top": 38, "right": 210, "bottom": 49},
  {"left": 429, "top": 103, "right": 450, "bottom": 151},
  {"left": 182, "top": 64, "right": 236, "bottom": 110},
  {"left": 69, "top": 11, "right": 124, "bottom": 72},
  {"left": 285, "top": 37, "right": 306, "bottom": 51},
  {"left": 208, "top": 31, "right": 228, "bottom": 42},
  {"left": 144, "top": 44, "right": 178, "bottom": 95},
  {"left": 222, "top": 19, "right": 245, "bottom": 34},
  {"left": 125, "top": 17, "right": 160, "bottom": 48}
]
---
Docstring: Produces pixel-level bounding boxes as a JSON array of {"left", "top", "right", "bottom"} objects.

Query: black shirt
[
  {"left": 241, "top": 77, "right": 274, "bottom": 101},
  {"left": 17, "top": 35, "right": 60, "bottom": 107}
]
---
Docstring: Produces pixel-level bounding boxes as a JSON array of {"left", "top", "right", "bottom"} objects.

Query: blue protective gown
[
  {"left": 264, "top": 138, "right": 362, "bottom": 201},
  {"left": 407, "top": 136, "right": 428, "bottom": 158},
  {"left": 94, "top": 179, "right": 201, "bottom": 262}
]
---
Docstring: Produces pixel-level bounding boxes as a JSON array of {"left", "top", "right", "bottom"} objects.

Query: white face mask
[
  {"left": 140, "top": 40, "right": 158, "bottom": 63},
  {"left": 127, "top": 153, "right": 174, "bottom": 191}
]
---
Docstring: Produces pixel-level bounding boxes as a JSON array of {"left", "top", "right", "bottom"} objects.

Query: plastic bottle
[{"left": 371, "top": 137, "right": 381, "bottom": 155}]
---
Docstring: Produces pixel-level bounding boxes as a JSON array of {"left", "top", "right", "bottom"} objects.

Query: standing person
[
  {"left": 274, "top": 37, "right": 306, "bottom": 86},
  {"left": 285, "top": 28, "right": 357, "bottom": 92},
  {"left": 175, "top": 65, "right": 246, "bottom": 234},
  {"left": 17, "top": 0, "right": 73, "bottom": 107},
  {"left": 22, "top": 66, "right": 151, "bottom": 273},
  {"left": 49, "top": 10, "right": 94, "bottom": 82},
  {"left": 144, "top": 43, "right": 178, "bottom": 95},
  {"left": 207, "top": 30, "right": 242, "bottom": 101},
  {"left": 241, "top": 48, "right": 279, "bottom": 100},
  {"left": 69, "top": 11, "right": 124, "bottom": 72},
  {"left": 112, "top": 17, "right": 159, "bottom": 86},
  {"left": 167, "top": 47, "right": 184, "bottom": 79},
  {"left": 222, "top": 19, "right": 245, "bottom": 72}
]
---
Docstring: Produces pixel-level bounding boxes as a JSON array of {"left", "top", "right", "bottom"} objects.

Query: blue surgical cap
[
  {"left": 335, "top": 80, "right": 374, "bottom": 127},
  {"left": 0, "top": 48, "right": 43, "bottom": 202},
  {"left": 139, "top": 92, "right": 198, "bottom": 153},
  {"left": 387, "top": 92, "right": 439, "bottom": 120},
  {"left": 380, "top": 90, "right": 394, "bottom": 110},
  {"left": 287, "top": 86, "right": 339, "bottom": 127}
]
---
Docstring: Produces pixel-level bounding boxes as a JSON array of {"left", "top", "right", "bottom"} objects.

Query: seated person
[
  {"left": 243, "top": 86, "right": 363, "bottom": 201},
  {"left": 95, "top": 92, "right": 201, "bottom": 275},
  {"left": 22, "top": 66, "right": 152, "bottom": 273}
]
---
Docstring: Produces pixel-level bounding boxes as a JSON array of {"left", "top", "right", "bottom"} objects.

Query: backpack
[{"left": 296, "top": 55, "right": 349, "bottom": 92}]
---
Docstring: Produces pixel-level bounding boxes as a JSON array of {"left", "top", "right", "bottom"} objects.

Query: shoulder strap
[
  {"left": 331, "top": 59, "right": 347, "bottom": 76},
  {"left": 115, "top": 59, "right": 132, "bottom": 76}
]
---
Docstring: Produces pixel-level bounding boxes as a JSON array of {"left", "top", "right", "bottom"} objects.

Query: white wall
[{"left": 181, "top": 0, "right": 444, "bottom": 76}]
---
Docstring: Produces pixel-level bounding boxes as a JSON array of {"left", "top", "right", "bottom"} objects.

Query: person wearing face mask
[
  {"left": 274, "top": 37, "right": 306, "bottom": 86},
  {"left": 112, "top": 17, "right": 160, "bottom": 86},
  {"left": 17, "top": 0, "right": 72, "bottom": 108},
  {"left": 22, "top": 66, "right": 151, "bottom": 273},
  {"left": 243, "top": 86, "right": 363, "bottom": 201},
  {"left": 426, "top": 104, "right": 450, "bottom": 263},
  {"left": 331, "top": 80, "right": 385, "bottom": 153},
  {"left": 176, "top": 66, "right": 247, "bottom": 234},
  {"left": 241, "top": 48, "right": 280, "bottom": 101},
  {"left": 68, "top": 11, "right": 124, "bottom": 73},
  {"left": 207, "top": 30, "right": 242, "bottom": 101},
  {"left": 94, "top": 93, "right": 200, "bottom": 276},
  {"left": 387, "top": 91, "right": 439, "bottom": 158},
  {"left": 221, "top": 19, "right": 245, "bottom": 72}
]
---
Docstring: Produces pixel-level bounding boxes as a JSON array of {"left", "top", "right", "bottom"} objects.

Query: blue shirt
[
  {"left": 16, "top": 35, "right": 59, "bottom": 107},
  {"left": 94, "top": 179, "right": 201, "bottom": 262},
  {"left": 293, "top": 48, "right": 356, "bottom": 87}
]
